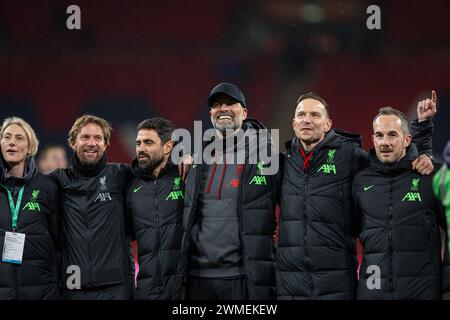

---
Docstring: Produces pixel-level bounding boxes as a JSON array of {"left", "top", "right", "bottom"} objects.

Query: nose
[
  {"left": 380, "top": 136, "right": 390, "bottom": 145},
  {"left": 86, "top": 137, "right": 96, "bottom": 146},
  {"left": 301, "top": 114, "right": 312, "bottom": 123},
  {"left": 217, "top": 103, "right": 231, "bottom": 111},
  {"left": 137, "top": 143, "right": 145, "bottom": 152}
]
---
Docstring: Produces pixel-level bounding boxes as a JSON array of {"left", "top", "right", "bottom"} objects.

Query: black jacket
[
  {"left": 48, "top": 155, "right": 134, "bottom": 292},
  {"left": 276, "top": 120, "right": 434, "bottom": 300},
  {"left": 353, "top": 145, "right": 449, "bottom": 299},
  {"left": 127, "top": 160, "right": 184, "bottom": 300},
  {"left": 277, "top": 130, "right": 365, "bottom": 299},
  {"left": 179, "top": 119, "right": 278, "bottom": 299},
  {"left": 410, "top": 119, "right": 434, "bottom": 156},
  {"left": 0, "top": 157, "right": 59, "bottom": 299}
]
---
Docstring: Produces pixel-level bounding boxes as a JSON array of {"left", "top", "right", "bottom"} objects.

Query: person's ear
[
  {"left": 164, "top": 140, "right": 174, "bottom": 155},
  {"left": 404, "top": 134, "right": 412, "bottom": 148},
  {"left": 242, "top": 107, "right": 248, "bottom": 120},
  {"left": 324, "top": 118, "right": 333, "bottom": 132}
]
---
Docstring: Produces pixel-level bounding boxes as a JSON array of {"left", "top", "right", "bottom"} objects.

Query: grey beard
[{"left": 215, "top": 122, "right": 239, "bottom": 137}]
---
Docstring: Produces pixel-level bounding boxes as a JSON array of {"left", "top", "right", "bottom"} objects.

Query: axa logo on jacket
[
  {"left": 166, "top": 177, "right": 184, "bottom": 201},
  {"left": 249, "top": 161, "right": 267, "bottom": 186},
  {"left": 402, "top": 178, "right": 422, "bottom": 202},
  {"left": 317, "top": 149, "right": 337, "bottom": 175},
  {"left": 22, "top": 189, "right": 41, "bottom": 212}
]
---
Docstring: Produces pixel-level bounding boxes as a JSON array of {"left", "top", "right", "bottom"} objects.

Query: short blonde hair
[
  {"left": 0, "top": 117, "right": 39, "bottom": 157},
  {"left": 67, "top": 115, "right": 113, "bottom": 147}
]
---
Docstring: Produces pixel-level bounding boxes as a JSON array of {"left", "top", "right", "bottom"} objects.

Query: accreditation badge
[{"left": 2, "top": 232, "right": 26, "bottom": 264}]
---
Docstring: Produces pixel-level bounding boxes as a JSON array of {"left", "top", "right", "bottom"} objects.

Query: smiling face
[
  {"left": 1, "top": 124, "right": 30, "bottom": 167},
  {"left": 135, "top": 129, "right": 172, "bottom": 172},
  {"left": 372, "top": 114, "right": 412, "bottom": 164},
  {"left": 292, "top": 98, "right": 332, "bottom": 150},
  {"left": 71, "top": 123, "right": 107, "bottom": 166},
  {"left": 210, "top": 93, "right": 248, "bottom": 137}
]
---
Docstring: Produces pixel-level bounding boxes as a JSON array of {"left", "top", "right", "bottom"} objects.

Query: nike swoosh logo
[
  {"left": 364, "top": 185, "right": 374, "bottom": 191},
  {"left": 133, "top": 185, "right": 143, "bottom": 193}
]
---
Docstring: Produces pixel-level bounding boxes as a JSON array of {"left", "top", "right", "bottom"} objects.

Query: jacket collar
[
  {"left": 368, "top": 144, "right": 418, "bottom": 175},
  {"left": 1, "top": 156, "right": 37, "bottom": 186},
  {"left": 131, "top": 158, "right": 177, "bottom": 180},
  {"left": 286, "top": 129, "right": 341, "bottom": 154},
  {"left": 71, "top": 153, "right": 107, "bottom": 177}
]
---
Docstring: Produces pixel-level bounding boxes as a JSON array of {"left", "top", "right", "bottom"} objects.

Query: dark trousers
[{"left": 186, "top": 276, "right": 248, "bottom": 300}]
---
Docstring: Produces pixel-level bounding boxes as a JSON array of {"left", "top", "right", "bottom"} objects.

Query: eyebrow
[
  {"left": 296, "top": 111, "right": 321, "bottom": 116},
  {"left": 374, "top": 130, "right": 399, "bottom": 135},
  {"left": 81, "top": 133, "right": 102, "bottom": 137},
  {"left": 136, "top": 138, "right": 155, "bottom": 143},
  {"left": 4, "top": 133, "right": 25, "bottom": 137}
]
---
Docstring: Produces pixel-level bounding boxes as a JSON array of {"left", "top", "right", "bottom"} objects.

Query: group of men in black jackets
[{"left": 0, "top": 82, "right": 447, "bottom": 300}]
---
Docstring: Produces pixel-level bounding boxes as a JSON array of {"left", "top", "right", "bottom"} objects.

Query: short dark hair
[
  {"left": 137, "top": 117, "right": 175, "bottom": 144},
  {"left": 296, "top": 92, "right": 330, "bottom": 117},
  {"left": 373, "top": 106, "right": 410, "bottom": 135}
]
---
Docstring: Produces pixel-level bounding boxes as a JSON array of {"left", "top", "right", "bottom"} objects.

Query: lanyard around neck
[{"left": 0, "top": 184, "right": 25, "bottom": 230}]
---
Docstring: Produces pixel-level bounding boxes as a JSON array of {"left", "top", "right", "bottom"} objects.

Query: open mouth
[
  {"left": 83, "top": 150, "right": 98, "bottom": 157},
  {"left": 218, "top": 115, "right": 233, "bottom": 120}
]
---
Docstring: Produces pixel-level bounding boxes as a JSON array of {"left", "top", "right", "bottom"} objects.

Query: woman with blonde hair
[{"left": 0, "top": 117, "right": 59, "bottom": 299}]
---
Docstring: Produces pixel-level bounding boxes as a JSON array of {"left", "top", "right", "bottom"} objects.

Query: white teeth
[{"left": 219, "top": 116, "right": 232, "bottom": 120}]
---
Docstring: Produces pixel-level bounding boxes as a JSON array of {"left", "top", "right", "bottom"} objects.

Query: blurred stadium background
[{"left": 1, "top": 0, "right": 449, "bottom": 162}]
